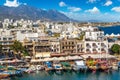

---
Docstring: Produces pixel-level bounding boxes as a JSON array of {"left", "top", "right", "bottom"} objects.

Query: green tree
[
  {"left": 22, "top": 49, "right": 29, "bottom": 57},
  {"left": 11, "top": 40, "right": 24, "bottom": 53},
  {"left": 11, "top": 40, "right": 30, "bottom": 58},
  {"left": 111, "top": 44, "right": 120, "bottom": 54},
  {"left": 11, "top": 40, "right": 24, "bottom": 58}
]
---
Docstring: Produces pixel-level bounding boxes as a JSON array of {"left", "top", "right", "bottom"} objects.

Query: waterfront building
[
  {"left": 60, "top": 38, "right": 77, "bottom": 54},
  {"left": 76, "top": 41, "right": 84, "bottom": 54},
  {"left": 84, "top": 26, "right": 108, "bottom": 54},
  {"left": 0, "top": 19, "right": 118, "bottom": 59},
  {"left": 50, "top": 38, "right": 60, "bottom": 54},
  {"left": 0, "top": 29, "right": 14, "bottom": 53},
  {"left": 34, "top": 37, "right": 51, "bottom": 59},
  {"left": 23, "top": 38, "right": 34, "bottom": 57}
]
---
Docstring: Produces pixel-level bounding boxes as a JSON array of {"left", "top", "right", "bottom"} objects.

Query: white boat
[
  {"left": 53, "top": 63, "right": 63, "bottom": 74},
  {"left": 53, "top": 64, "right": 63, "bottom": 70},
  {"left": 36, "top": 65, "right": 44, "bottom": 71},
  {"left": 73, "top": 60, "right": 87, "bottom": 71},
  {"left": 25, "top": 65, "right": 36, "bottom": 73}
]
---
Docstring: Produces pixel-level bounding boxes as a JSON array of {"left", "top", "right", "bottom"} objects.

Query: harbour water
[
  {"left": 99, "top": 26, "right": 120, "bottom": 35},
  {"left": 10, "top": 70, "right": 120, "bottom": 80}
]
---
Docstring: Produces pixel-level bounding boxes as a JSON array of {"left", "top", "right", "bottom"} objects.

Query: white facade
[
  {"left": 84, "top": 41, "right": 108, "bottom": 54},
  {"left": 85, "top": 26, "right": 104, "bottom": 41},
  {"left": 84, "top": 26, "right": 108, "bottom": 54},
  {"left": 16, "top": 31, "right": 38, "bottom": 42}
]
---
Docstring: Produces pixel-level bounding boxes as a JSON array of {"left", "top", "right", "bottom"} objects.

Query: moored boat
[
  {"left": 73, "top": 60, "right": 87, "bottom": 71},
  {"left": 44, "top": 62, "right": 53, "bottom": 71},
  {"left": 61, "top": 62, "right": 71, "bottom": 72}
]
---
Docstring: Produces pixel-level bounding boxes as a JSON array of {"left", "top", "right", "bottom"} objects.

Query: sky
[{"left": 0, "top": 0, "right": 120, "bottom": 22}]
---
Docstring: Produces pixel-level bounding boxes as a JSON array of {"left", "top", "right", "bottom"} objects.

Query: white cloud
[
  {"left": 23, "top": 3, "right": 27, "bottom": 5},
  {"left": 104, "top": 0, "right": 112, "bottom": 6},
  {"left": 59, "top": 1, "right": 81, "bottom": 12},
  {"left": 68, "top": 7, "right": 81, "bottom": 12},
  {"left": 4, "top": 0, "right": 20, "bottom": 7},
  {"left": 88, "top": 0, "right": 96, "bottom": 3},
  {"left": 111, "top": 7, "right": 120, "bottom": 12},
  {"left": 59, "top": 1, "right": 67, "bottom": 7},
  {"left": 85, "top": 7, "right": 100, "bottom": 14}
]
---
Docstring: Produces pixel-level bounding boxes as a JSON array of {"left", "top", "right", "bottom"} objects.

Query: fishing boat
[
  {"left": 25, "top": 65, "right": 36, "bottom": 73},
  {"left": 44, "top": 62, "right": 53, "bottom": 71},
  {"left": 61, "top": 62, "right": 71, "bottom": 72},
  {"left": 0, "top": 70, "right": 10, "bottom": 79},
  {"left": 53, "top": 63, "right": 63, "bottom": 70},
  {"left": 36, "top": 65, "right": 44, "bottom": 71}
]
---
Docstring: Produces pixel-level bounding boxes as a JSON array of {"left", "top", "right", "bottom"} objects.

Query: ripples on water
[{"left": 10, "top": 70, "right": 120, "bottom": 80}]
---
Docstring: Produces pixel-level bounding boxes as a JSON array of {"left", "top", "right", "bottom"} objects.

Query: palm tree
[{"left": 10, "top": 40, "right": 24, "bottom": 59}]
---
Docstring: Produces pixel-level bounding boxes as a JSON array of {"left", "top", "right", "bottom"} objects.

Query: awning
[
  {"left": 0, "top": 60, "right": 23, "bottom": 63},
  {"left": 35, "top": 52, "right": 51, "bottom": 58},
  {"left": 57, "top": 57, "right": 66, "bottom": 61},
  {"left": 51, "top": 57, "right": 58, "bottom": 61},
  {"left": 25, "top": 56, "right": 31, "bottom": 58},
  {"left": 31, "top": 59, "right": 43, "bottom": 62},
  {"left": 65, "top": 56, "right": 83, "bottom": 60},
  {"left": 81, "top": 54, "right": 116, "bottom": 59},
  {"left": 50, "top": 53, "right": 66, "bottom": 57}
]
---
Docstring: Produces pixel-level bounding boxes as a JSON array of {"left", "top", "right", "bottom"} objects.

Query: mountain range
[{"left": 0, "top": 5, "right": 74, "bottom": 22}]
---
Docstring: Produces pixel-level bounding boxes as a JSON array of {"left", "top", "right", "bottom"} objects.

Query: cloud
[
  {"left": 104, "top": 0, "right": 112, "bottom": 6},
  {"left": 4, "top": 0, "right": 20, "bottom": 7},
  {"left": 59, "top": 1, "right": 81, "bottom": 12},
  {"left": 85, "top": 7, "right": 100, "bottom": 14},
  {"left": 68, "top": 7, "right": 81, "bottom": 12},
  {"left": 111, "top": 7, "right": 120, "bottom": 12},
  {"left": 59, "top": 1, "right": 67, "bottom": 7},
  {"left": 88, "top": 0, "right": 96, "bottom": 3},
  {"left": 23, "top": 3, "right": 27, "bottom": 5}
]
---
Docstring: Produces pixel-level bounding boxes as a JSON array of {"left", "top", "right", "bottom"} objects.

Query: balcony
[
  {"left": 86, "top": 45, "right": 91, "bottom": 48},
  {"left": 92, "top": 49, "right": 97, "bottom": 54},
  {"left": 101, "top": 43, "right": 106, "bottom": 48},
  {"left": 86, "top": 49, "right": 91, "bottom": 53},
  {"left": 93, "top": 45, "right": 97, "bottom": 48},
  {"left": 101, "top": 48, "right": 106, "bottom": 53},
  {"left": 24, "top": 42, "right": 33, "bottom": 46}
]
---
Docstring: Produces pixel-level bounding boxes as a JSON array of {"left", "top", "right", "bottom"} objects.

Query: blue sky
[{"left": 0, "top": 0, "right": 120, "bottom": 22}]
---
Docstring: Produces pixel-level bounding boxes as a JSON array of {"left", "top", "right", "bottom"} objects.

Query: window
[
  {"left": 9, "top": 38, "right": 12, "bottom": 40},
  {"left": 3, "top": 38, "right": 7, "bottom": 40}
]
